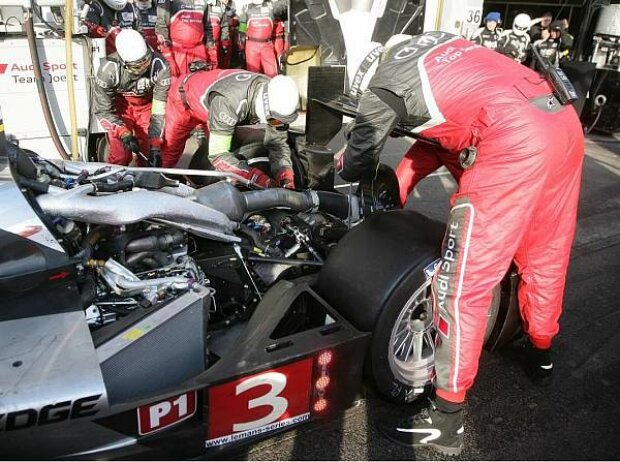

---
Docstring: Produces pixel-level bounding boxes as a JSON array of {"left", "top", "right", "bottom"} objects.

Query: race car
[{"left": 0, "top": 109, "right": 520, "bottom": 458}]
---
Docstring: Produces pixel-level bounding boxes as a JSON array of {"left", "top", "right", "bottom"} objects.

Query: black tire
[{"left": 89, "top": 135, "right": 109, "bottom": 163}]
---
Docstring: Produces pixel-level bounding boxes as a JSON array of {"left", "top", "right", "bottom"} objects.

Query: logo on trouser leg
[{"left": 438, "top": 315, "right": 450, "bottom": 338}]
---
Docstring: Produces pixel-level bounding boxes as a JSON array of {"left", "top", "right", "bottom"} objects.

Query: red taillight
[
  {"left": 312, "top": 350, "right": 333, "bottom": 414},
  {"left": 313, "top": 398, "right": 328, "bottom": 413},
  {"left": 317, "top": 350, "right": 333, "bottom": 366},
  {"left": 315, "top": 376, "right": 330, "bottom": 390}
]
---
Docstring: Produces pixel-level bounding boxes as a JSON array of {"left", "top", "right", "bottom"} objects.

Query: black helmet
[{"left": 550, "top": 20, "right": 563, "bottom": 31}]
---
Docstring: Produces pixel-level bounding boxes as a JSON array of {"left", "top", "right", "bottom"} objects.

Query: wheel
[
  {"left": 370, "top": 260, "right": 500, "bottom": 403},
  {"left": 372, "top": 268, "right": 434, "bottom": 402}
]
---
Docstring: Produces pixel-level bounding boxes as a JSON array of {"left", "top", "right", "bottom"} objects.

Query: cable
[{"left": 24, "top": 5, "right": 70, "bottom": 160}]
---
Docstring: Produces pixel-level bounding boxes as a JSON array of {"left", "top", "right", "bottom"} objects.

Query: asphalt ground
[{"left": 220, "top": 134, "right": 620, "bottom": 460}]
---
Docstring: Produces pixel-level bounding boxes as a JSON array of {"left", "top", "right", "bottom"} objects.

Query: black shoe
[
  {"left": 505, "top": 338, "right": 553, "bottom": 386},
  {"left": 377, "top": 403, "right": 464, "bottom": 456}
]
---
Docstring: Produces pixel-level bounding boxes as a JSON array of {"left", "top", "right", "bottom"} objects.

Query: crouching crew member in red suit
[
  {"left": 338, "top": 31, "right": 584, "bottom": 456},
  {"left": 94, "top": 30, "right": 171, "bottom": 167},
  {"left": 161, "top": 69, "right": 299, "bottom": 188}
]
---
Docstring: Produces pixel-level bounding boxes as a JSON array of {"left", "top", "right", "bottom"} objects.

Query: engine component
[
  {"left": 36, "top": 184, "right": 238, "bottom": 242},
  {"left": 194, "top": 182, "right": 362, "bottom": 222},
  {"left": 100, "top": 258, "right": 191, "bottom": 304}
]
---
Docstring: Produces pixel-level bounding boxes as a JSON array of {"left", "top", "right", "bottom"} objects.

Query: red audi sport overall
[
  {"left": 239, "top": 0, "right": 287, "bottom": 77},
  {"left": 156, "top": 0, "right": 210, "bottom": 76},
  {"left": 161, "top": 69, "right": 294, "bottom": 185},
  {"left": 338, "top": 32, "right": 584, "bottom": 404}
]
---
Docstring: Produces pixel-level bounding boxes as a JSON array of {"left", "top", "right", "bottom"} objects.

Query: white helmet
[
  {"left": 102, "top": 0, "right": 128, "bottom": 11},
  {"left": 134, "top": 0, "right": 152, "bottom": 10},
  {"left": 255, "top": 75, "right": 300, "bottom": 125},
  {"left": 115, "top": 29, "right": 152, "bottom": 74},
  {"left": 251, "top": 0, "right": 263, "bottom": 5},
  {"left": 512, "top": 13, "right": 531, "bottom": 36},
  {"left": 348, "top": 41, "right": 384, "bottom": 97}
]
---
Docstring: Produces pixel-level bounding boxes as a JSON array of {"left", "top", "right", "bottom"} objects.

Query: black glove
[
  {"left": 121, "top": 133, "right": 140, "bottom": 154},
  {"left": 149, "top": 148, "right": 162, "bottom": 167}
]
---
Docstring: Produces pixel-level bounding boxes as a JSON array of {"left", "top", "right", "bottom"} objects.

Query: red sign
[
  {"left": 206, "top": 359, "right": 313, "bottom": 447},
  {"left": 137, "top": 391, "right": 197, "bottom": 436}
]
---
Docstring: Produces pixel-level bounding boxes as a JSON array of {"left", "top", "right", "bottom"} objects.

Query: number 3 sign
[{"left": 207, "top": 359, "right": 313, "bottom": 443}]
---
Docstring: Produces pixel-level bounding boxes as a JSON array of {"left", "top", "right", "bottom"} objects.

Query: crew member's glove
[
  {"left": 276, "top": 168, "right": 295, "bottom": 189},
  {"left": 249, "top": 167, "right": 275, "bottom": 188},
  {"left": 121, "top": 131, "right": 141, "bottom": 154},
  {"left": 149, "top": 147, "right": 162, "bottom": 167}
]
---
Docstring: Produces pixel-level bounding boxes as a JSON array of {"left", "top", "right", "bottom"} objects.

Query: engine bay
[{"left": 6, "top": 149, "right": 368, "bottom": 339}]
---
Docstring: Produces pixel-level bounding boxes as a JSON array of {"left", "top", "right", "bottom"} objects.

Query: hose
[
  {"left": 585, "top": 94, "right": 607, "bottom": 135},
  {"left": 243, "top": 188, "right": 316, "bottom": 214},
  {"left": 24, "top": 5, "right": 70, "bottom": 160},
  {"left": 64, "top": 0, "right": 80, "bottom": 160}
]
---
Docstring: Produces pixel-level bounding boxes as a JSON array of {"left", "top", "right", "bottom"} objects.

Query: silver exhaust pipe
[{"left": 36, "top": 184, "right": 238, "bottom": 242}]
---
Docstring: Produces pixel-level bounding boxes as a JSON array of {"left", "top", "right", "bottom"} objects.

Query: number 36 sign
[{"left": 206, "top": 359, "right": 313, "bottom": 447}]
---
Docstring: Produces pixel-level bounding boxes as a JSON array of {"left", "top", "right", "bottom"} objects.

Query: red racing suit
[
  {"left": 93, "top": 53, "right": 171, "bottom": 165},
  {"left": 338, "top": 32, "right": 584, "bottom": 403},
  {"left": 395, "top": 142, "right": 463, "bottom": 206},
  {"left": 156, "top": 0, "right": 210, "bottom": 76},
  {"left": 134, "top": 2, "right": 159, "bottom": 50},
  {"left": 161, "top": 69, "right": 294, "bottom": 186},
  {"left": 238, "top": 0, "right": 287, "bottom": 77},
  {"left": 83, "top": 0, "right": 135, "bottom": 55}
]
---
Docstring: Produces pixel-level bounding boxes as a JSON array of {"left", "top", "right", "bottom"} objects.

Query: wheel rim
[{"left": 387, "top": 278, "right": 435, "bottom": 391}]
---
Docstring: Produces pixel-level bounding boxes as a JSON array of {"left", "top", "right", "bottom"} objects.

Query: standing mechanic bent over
[
  {"left": 161, "top": 69, "right": 299, "bottom": 188},
  {"left": 338, "top": 31, "right": 584, "bottom": 455},
  {"left": 94, "top": 30, "right": 171, "bottom": 166},
  {"left": 156, "top": 0, "right": 210, "bottom": 76}
]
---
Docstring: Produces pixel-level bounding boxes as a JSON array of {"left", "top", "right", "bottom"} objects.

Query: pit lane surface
[{"left": 231, "top": 135, "right": 620, "bottom": 460}]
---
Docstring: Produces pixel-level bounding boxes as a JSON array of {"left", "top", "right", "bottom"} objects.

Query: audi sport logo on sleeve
[{"left": 137, "top": 391, "right": 197, "bottom": 436}]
